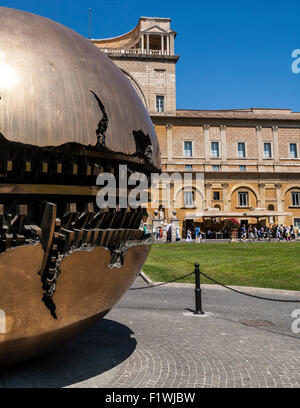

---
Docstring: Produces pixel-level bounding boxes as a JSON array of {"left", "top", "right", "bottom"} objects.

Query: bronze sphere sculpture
[{"left": 0, "top": 7, "right": 160, "bottom": 364}]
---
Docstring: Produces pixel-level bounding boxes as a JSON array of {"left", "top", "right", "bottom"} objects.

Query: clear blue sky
[{"left": 1, "top": 0, "right": 300, "bottom": 111}]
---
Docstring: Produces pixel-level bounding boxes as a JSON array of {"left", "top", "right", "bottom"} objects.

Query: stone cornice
[{"left": 108, "top": 53, "right": 180, "bottom": 62}]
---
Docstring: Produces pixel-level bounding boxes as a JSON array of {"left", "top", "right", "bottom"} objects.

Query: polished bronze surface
[
  {"left": 0, "top": 7, "right": 159, "bottom": 365},
  {"left": 0, "top": 7, "right": 160, "bottom": 170},
  {"left": 0, "top": 243, "right": 150, "bottom": 365}
]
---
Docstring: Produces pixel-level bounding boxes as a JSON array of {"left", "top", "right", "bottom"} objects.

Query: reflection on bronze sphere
[
  {"left": 0, "top": 7, "right": 160, "bottom": 169},
  {"left": 0, "top": 7, "right": 160, "bottom": 365}
]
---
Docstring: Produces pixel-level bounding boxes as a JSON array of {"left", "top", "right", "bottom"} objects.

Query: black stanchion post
[{"left": 194, "top": 262, "right": 204, "bottom": 315}]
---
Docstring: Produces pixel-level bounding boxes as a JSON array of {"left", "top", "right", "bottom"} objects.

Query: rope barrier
[
  {"left": 131, "top": 264, "right": 300, "bottom": 304},
  {"left": 131, "top": 267, "right": 300, "bottom": 304},
  {"left": 199, "top": 270, "right": 300, "bottom": 303}
]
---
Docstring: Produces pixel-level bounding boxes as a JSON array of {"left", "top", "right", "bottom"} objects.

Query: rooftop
[{"left": 173, "top": 108, "right": 300, "bottom": 121}]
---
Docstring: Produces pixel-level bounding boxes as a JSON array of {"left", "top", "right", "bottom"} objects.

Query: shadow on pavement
[{"left": 1, "top": 318, "right": 136, "bottom": 388}]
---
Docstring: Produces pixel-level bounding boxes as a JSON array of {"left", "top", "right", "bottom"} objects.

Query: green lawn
[{"left": 143, "top": 242, "right": 300, "bottom": 291}]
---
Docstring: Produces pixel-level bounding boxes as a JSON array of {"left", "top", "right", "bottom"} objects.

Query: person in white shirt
[{"left": 186, "top": 229, "right": 192, "bottom": 242}]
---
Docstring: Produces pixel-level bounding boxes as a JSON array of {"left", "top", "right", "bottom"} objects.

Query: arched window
[{"left": 268, "top": 204, "right": 275, "bottom": 211}]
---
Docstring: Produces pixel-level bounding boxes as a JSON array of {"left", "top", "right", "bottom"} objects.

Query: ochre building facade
[{"left": 92, "top": 17, "right": 300, "bottom": 235}]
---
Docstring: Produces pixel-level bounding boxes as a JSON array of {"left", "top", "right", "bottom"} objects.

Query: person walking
[
  {"left": 176, "top": 227, "right": 181, "bottom": 241},
  {"left": 186, "top": 228, "right": 192, "bottom": 242},
  {"left": 258, "top": 227, "right": 263, "bottom": 240},
  {"left": 290, "top": 225, "right": 295, "bottom": 240},
  {"left": 281, "top": 225, "right": 285, "bottom": 241},
  {"left": 248, "top": 227, "right": 254, "bottom": 241},
  {"left": 276, "top": 225, "right": 281, "bottom": 241},
  {"left": 167, "top": 225, "right": 172, "bottom": 243},
  {"left": 254, "top": 227, "right": 258, "bottom": 241},
  {"left": 156, "top": 227, "right": 160, "bottom": 240},
  {"left": 286, "top": 226, "right": 291, "bottom": 241},
  {"left": 268, "top": 227, "right": 273, "bottom": 242},
  {"left": 241, "top": 225, "right": 246, "bottom": 241},
  {"left": 195, "top": 226, "right": 200, "bottom": 243}
]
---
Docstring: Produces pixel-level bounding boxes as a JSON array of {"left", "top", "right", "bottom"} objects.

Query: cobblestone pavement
[
  {"left": 103, "top": 309, "right": 300, "bottom": 388},
  {"left": 1, "top": 277, "right": 300, "bottom": 388}
]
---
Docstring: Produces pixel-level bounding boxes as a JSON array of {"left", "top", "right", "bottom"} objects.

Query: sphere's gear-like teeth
[{"left": 38, "top": 202, "right": 149, "bottom": 319}]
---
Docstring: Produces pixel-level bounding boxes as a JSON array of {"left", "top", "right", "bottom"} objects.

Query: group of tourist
[
  {"left": 155, "top": 226, "right": 181, "bottom": 242},
  {"left": 154, "top": 223, "right": 298, "bottom": 243},
  {"left": 240, "top": 224, "right": 297, "bottom": 242}
]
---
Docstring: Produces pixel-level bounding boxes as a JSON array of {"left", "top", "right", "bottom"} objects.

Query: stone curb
[
  {"left": 140, "top": 271, "right": 300, "bottom": 297},
  {"left": 139, "top": 270, "right": 154, "bottom": 286}
]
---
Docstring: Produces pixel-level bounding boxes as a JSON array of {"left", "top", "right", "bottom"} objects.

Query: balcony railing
[{"left": 100, "top": 48, "right": 171, "bottom": 56}]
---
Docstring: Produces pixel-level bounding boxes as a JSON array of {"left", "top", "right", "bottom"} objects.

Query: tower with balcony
[{"left": 92, "top": 17, "right": 179, "bottom": 115}]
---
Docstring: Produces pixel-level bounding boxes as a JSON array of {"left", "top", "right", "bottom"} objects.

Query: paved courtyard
[{"left": 1, "top": 276, "right": 300, "bottom": 388}]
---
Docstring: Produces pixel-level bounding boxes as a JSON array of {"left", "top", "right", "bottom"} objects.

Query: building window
[
  {"left": 290, "top": 143, "right": 298, "bottom": 158},
  {"left": 184, "top": 191, "right": 194, "bottom": 207},
  {"left": 263, "top": 143, "right": 272, "bottom": 158},
  {"left": 238, "top": 192, "right": 248, "bottom": 207},
  {"left": 239, "top": 165, "right": 246, "bottom": 171},
  {"left": 213, "top": 191, "right": 220, "bottom": 201},
  {"left": 237, "top": 142, "right": 246, "bottom": 158},
  {"left": 185, "top": 165, "right": 192, "bottom": 170},
  {"left": 268, "top": 204, "right": 275, "bottom": 211},
  {"left": 294, "top": 218, "right": 300, "bottom": 227},
  {"left": 211, "top": 141, "right": 220, "bottom": 158},
  {"left": 184, "top": 141, "right": 193, "bottom": 157},
  {"left": 212, "top": 165, "right": 220, "bottom": 171},
  {"left": 292, "top": 192, "right": 300, "bottom": 207},
  {"left": 156, "top": 95, "right": 164, "bottom": 113}
]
